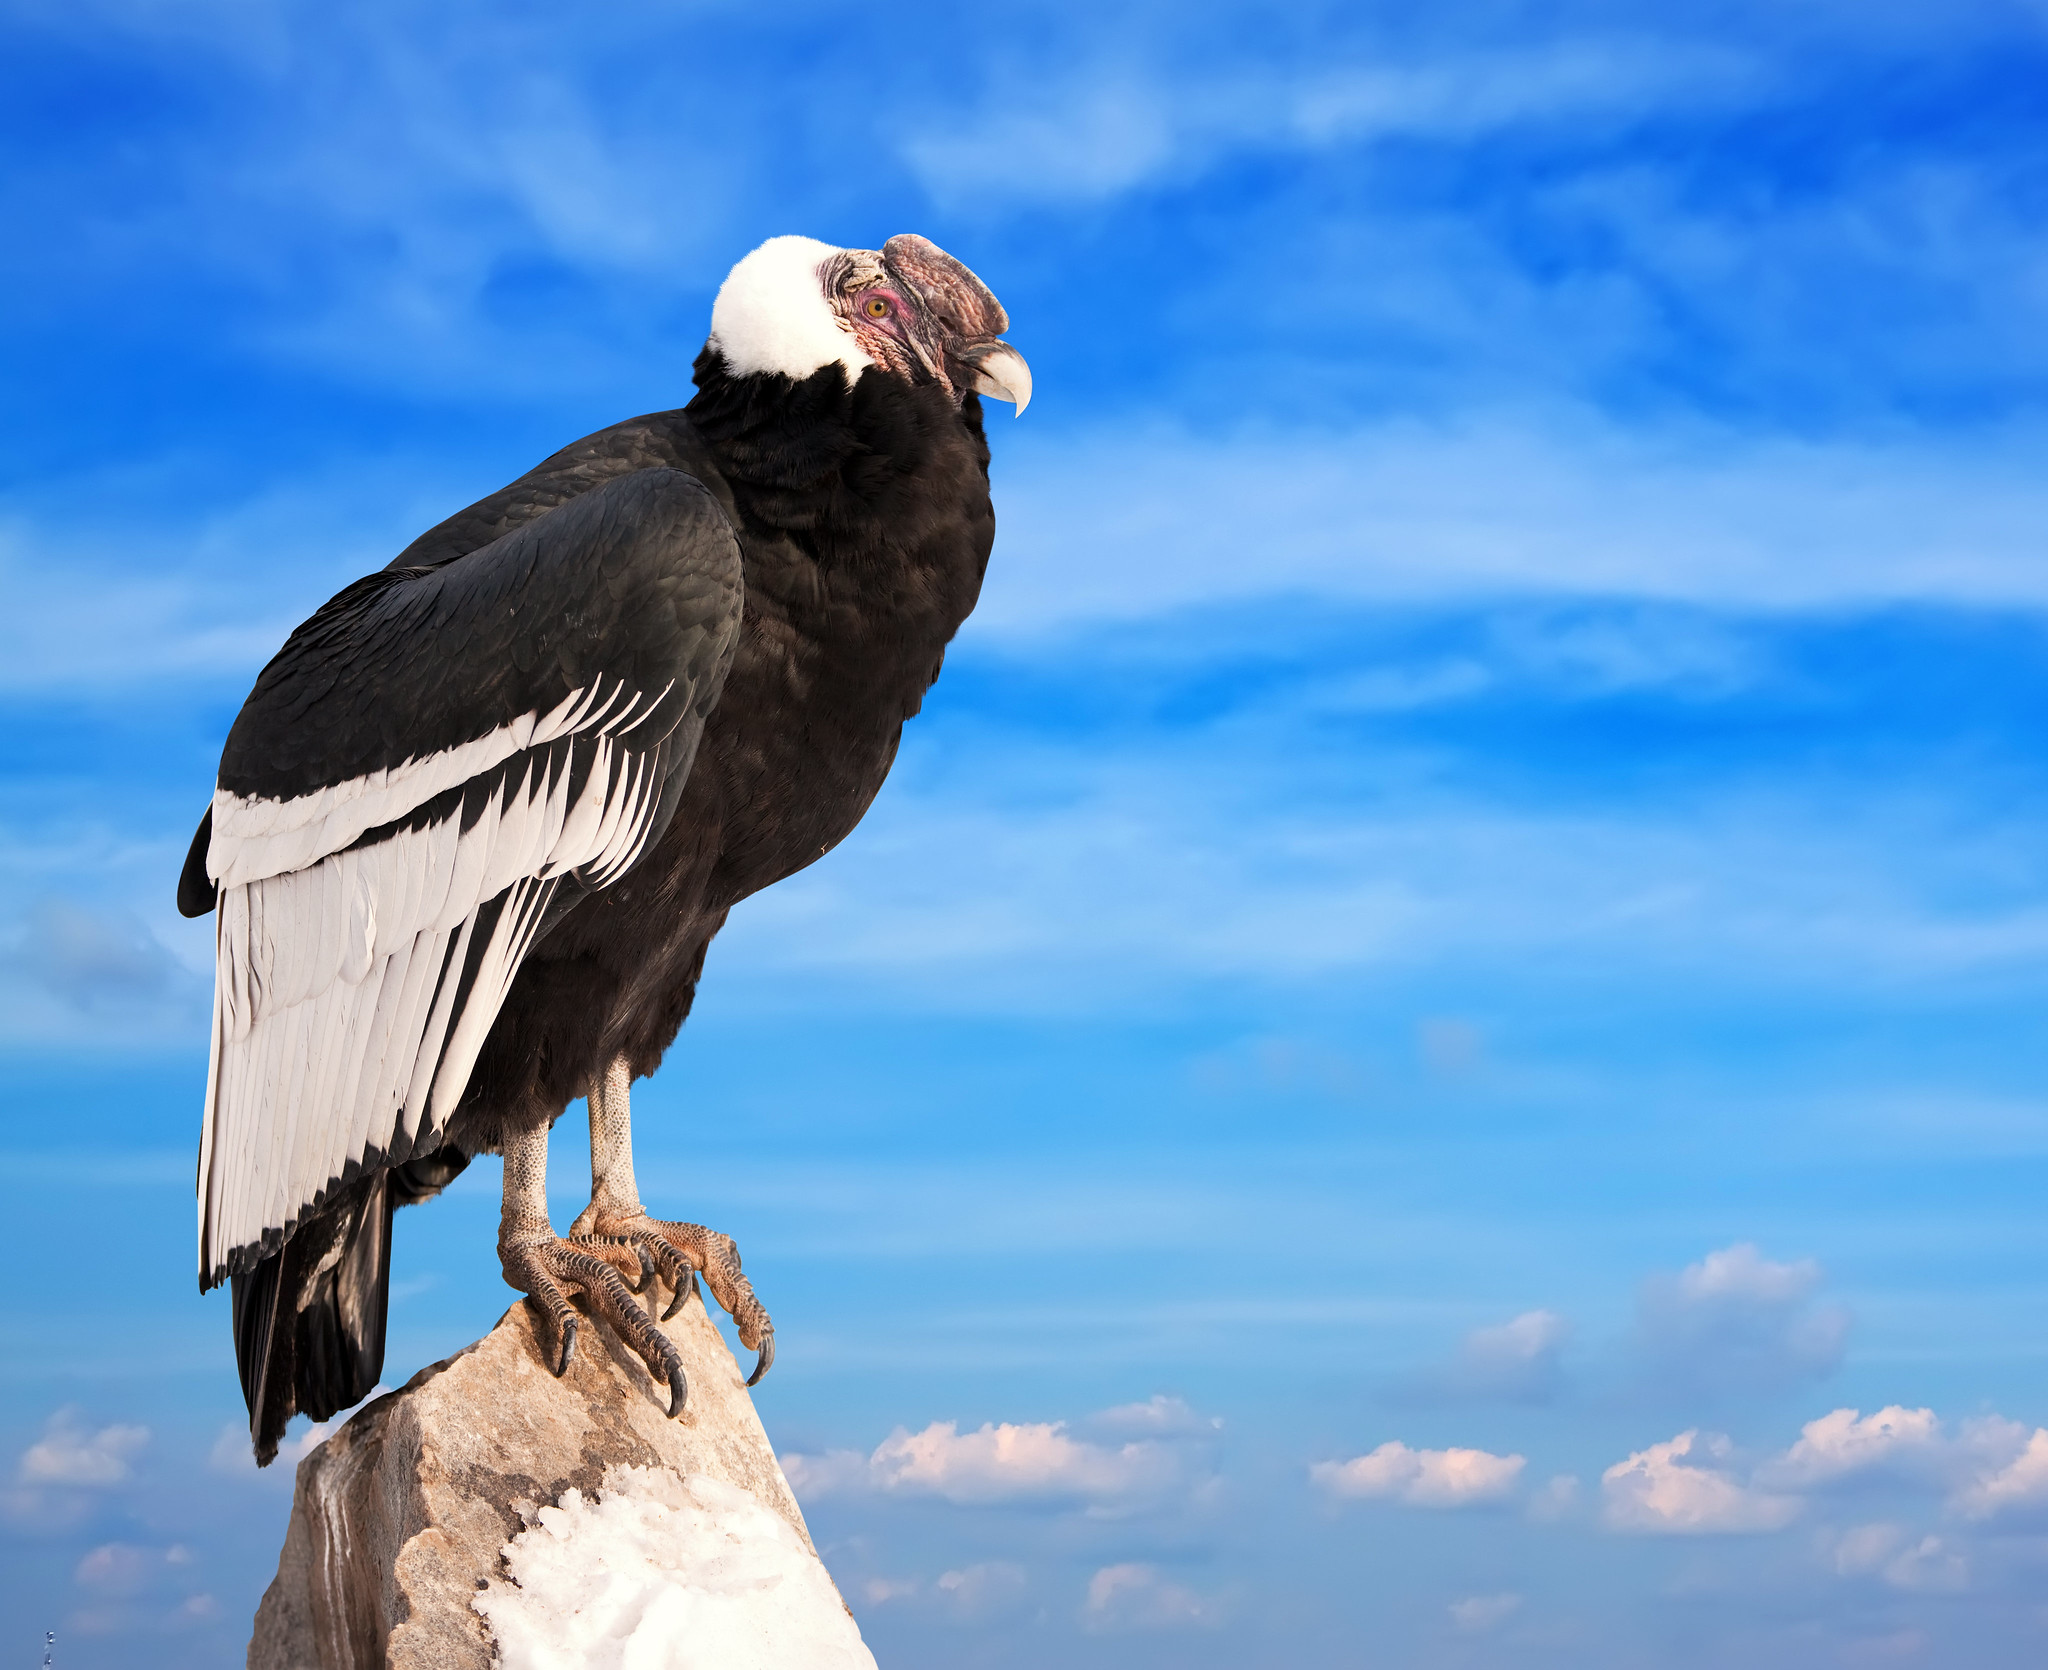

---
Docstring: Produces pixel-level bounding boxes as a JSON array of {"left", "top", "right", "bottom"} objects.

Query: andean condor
[{"left": 177, "top": 234, "right": 1030, "bottom": 1463}]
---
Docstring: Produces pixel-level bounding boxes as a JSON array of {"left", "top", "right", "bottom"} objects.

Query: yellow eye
[{"left": 864, "top": 297, "right": 891, "bottom": 318}]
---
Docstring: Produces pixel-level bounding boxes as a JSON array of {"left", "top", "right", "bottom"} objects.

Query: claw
[
  {"left": 667, "top": 1361, "right": 689, "bottom": 1418},
  {"left": 632, "top": 1240, "right": 658, "bottom": 1294},
  {"left": 660, "top": 1264, "right": 695, "bottom": 1324},
  {"left": 747, "top": 1327, "right": 775, "bottom": 1387},
  {"left": 553, "top": 1313, "right": 578, "bottom": 1377}
]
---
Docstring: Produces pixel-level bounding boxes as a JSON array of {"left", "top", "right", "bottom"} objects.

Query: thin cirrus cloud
[
  {"left": 1448, "top": 1592, "right": 1524, "bottom": 1634},
  {"left": 900, "top": 37, "right": 1762, "bottom": 206},
  {"left": 720, "top": 730, "right": 2048, "bottom": 1015},
  {"left": 977, "top": 419, "right": 2048, "bottom": 636}
]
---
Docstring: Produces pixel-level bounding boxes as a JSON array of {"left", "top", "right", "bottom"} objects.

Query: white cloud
[
  {"left": 1677, "top": 1243, "right": 1821, "bottom": 1306},
  {"left": 74, "top": 1543, "right": 187, "bottom": 1597},
  {"left": 1601, "top": 1430, "right": 1802, "bottom": 1534},
  {"left": 1951, "top": 1427, "right": 2048, "bottom": 1523},
  {"left": 1634, "top": 1243, "right": 1850, "bottom": 1394},
  {"left": 782, "top": 1402, "right": 1216, "bottom": 1512},
  {"left": 1082, "top": 1563, "right": 1227, "bottom": 1633},
  {"left": 1750, "top": 1405, "right": 2043, "bottom": 1518},
  {"left": 1579, "top": 1404, "right": 2048, "bottom": 1551},
  {"left": 1311, "top": 1440, "right": 1525, "bottom": 1508},
  {"left": 18, "top": 1411, "right": 149, "bottom": 1488},
  {"left": 1083, "top": 1394, "right": 1224, "bottom": 1439},
  {"left": 1448, "top": 1591, "right": 1523, "bottom": 1633},
  {"left": 868, "top": 1420, "right": 1181, "bottom": 1507},
  {"left": 1762, "top": 1406, "right": 1946, "bottom": 1489},
  {"left": 1444, "top": 1309, "right": 1570, "bottom": 1403}
]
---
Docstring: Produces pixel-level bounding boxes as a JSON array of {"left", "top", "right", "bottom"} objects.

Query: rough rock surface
[{"left": 247, "top": 1280, "right": 826, "bottom": 1669}]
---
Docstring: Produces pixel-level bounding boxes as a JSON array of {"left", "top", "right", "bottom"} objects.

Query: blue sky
[{"left": 5, "top": 0, "right": 2048, "bottom": 1664}]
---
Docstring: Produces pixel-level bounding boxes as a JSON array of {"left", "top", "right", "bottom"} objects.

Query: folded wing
[{"left": 196, "top": 468, "right": 741, "bottom": 1289}]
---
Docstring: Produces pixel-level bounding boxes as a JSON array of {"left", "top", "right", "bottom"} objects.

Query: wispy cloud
[
  {"left": 1082, "top": 1561, "right": 1230, "bottom": 1633},
  {"left": 1825, "top": 1523, "right": 1969, "bottom": 1593},
  {"left": 1448, "top": 1591, "right": 1524, "bottom": 1633},
  {"left": 979, "top": 417, "right": 2048, "bottom": 634},
  {"left": 17, "top": 1410, "right": 149, "bottom": 1488},
  {"left": 903, "top": 38, "right": 1760, "bottom": 206},
  {"left": 1634, "top": 1244, "right": 1850, "bottom": 1397},
  {"left": 1413, "top": 1309, "right": 1572, "bottom": 1405},
  {"left": 0, "top": 899, "right": 209, "bottom": 1047},
  {"left": 4, "top": 1409, "right": 152, "bottom": 1528},
  {"left": 715, "top": 697, "right": 2048, "bottom": 1016}
]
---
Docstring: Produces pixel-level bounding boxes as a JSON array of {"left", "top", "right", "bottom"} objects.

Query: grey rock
[{"left": 247, "top": 1282, "right": 818, "bottom": 1669}]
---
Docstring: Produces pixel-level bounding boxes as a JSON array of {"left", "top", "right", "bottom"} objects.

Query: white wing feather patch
[{"left": 197, "top": 683, "right": 676, "bottom": 1287}]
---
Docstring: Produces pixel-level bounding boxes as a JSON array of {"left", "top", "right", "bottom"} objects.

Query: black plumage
[{"left": 182, "top": 234, "right": 1025, "bottom": 1461}]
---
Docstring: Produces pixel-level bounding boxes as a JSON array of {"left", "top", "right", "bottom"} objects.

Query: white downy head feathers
[{"left": 708, "top": 235, "right": 870, "bottom": 382}]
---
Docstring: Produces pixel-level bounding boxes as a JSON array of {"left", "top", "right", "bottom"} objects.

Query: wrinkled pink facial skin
[{"left": 824, "top": 235, "right": 1011, "bottom": 401}]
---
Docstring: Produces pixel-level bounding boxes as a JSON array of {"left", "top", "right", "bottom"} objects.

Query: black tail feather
[{"left": 231, "top": 1146, "right": 470, "bottom": 1466}]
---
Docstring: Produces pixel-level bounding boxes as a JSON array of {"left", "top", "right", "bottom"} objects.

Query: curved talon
[
  {"left": 660, "top": 1265, "right": 696, "bottom": 1324},
  {"left": 563, "top": 1216, "right": 773, "bottom": 1393},
  {"left": 553, "top": 1313, "right": 578, "bottom": 1377},
  {"left": 632, "top": 1240, "right": 658, "bottom": 1294}
]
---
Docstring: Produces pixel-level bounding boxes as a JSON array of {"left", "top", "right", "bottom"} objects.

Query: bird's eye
[{"left": 864, "top": 297, "right": 891, "bottom": 319}]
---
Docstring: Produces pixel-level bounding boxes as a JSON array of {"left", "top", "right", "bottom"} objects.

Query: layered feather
[{"left": 197, "top": 681, "right": 684, "bottom": 1288}]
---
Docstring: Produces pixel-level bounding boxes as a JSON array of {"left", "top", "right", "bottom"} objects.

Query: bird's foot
[
  {"left": 499, "top": 1232, "right": 688, "bottom": 1416},
  {"left": 567, "top": 1210, "right": 775, "bottom": 1387}
]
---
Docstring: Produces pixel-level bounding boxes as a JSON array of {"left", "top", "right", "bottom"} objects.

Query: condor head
[{"left": 708, "top": 233, "right": 1031, "bottom": 414}]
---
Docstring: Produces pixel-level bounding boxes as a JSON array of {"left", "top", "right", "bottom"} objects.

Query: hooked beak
[
  {"left": 880, "top": 234, "right": 1031, "bottom": 416},
  {"left": 955, "top": 339, "right": 1032, "bottom": 415}
]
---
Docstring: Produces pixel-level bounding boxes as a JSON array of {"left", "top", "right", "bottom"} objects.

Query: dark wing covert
[{"left": 195, "top": 468, "right": 740, "bottom": 1289}]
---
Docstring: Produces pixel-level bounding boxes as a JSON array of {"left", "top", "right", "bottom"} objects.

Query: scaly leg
[
  {"left": 497, "top": 1113, "right": 688, "bottom": 1414},
  {"left": 568, "top": 1055, "right": 776, "bottom": 1386}
]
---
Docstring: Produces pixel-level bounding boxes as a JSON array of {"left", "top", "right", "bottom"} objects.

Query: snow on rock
[
  {"left": 477, "top": 1464, "right": 877, "bottom": 1670},
  {"left": 248, "top": 1286, "right": 835, "bottom": 1670}
]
